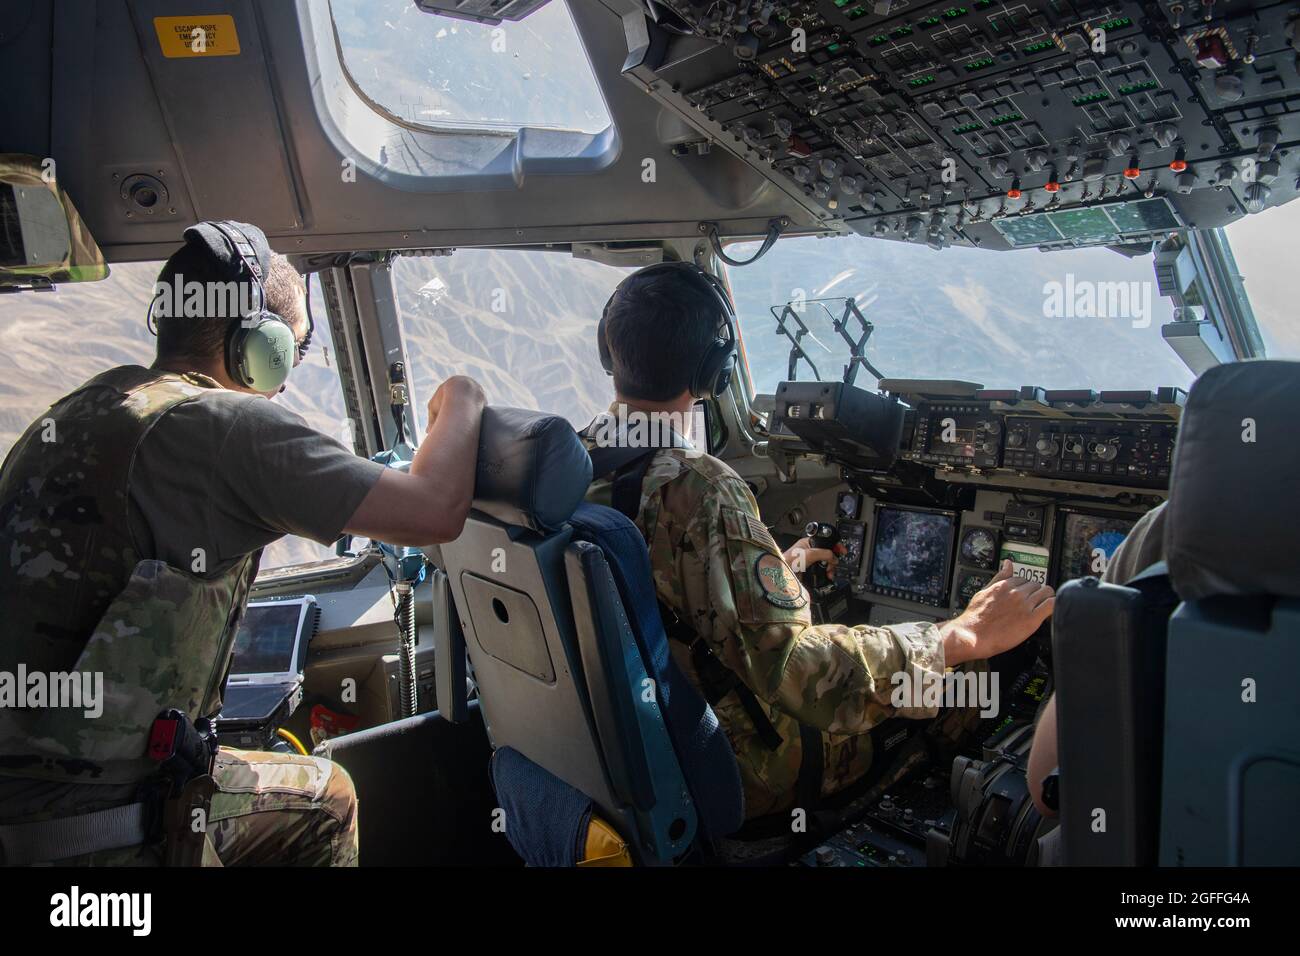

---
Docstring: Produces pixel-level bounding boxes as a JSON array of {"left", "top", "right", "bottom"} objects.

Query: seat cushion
[{"left": 490, "top": 746, "right": 590, "bottom": 867}]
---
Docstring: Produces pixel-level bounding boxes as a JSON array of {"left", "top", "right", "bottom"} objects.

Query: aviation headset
[
  {"left": 598, "top": 260, "right": 738, "bottom": 399},
  {"left": 148, "top": 219, "right": 304, "bottom": 392}
]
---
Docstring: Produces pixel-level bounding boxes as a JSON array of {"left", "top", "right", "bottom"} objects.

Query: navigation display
[
  {"left": 1053, "top": 510, "right": 1139, "bottom": 585},
  {"left": 925, "top": 418, "right": 978, "bottom": 458},
  {"left": 869, "top": 506, "right": 956, "bottom": 606}
]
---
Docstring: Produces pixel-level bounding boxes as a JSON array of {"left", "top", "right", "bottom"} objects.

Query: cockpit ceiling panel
[
  {"left": 7, "top": 0, "right": 829, "bottom": 262},
  {"left": 11, "top": 1, "right": 1298, "bottom": 261},
  {"left": 628, "top": 0, "right": 1300, "bottom": 251}
]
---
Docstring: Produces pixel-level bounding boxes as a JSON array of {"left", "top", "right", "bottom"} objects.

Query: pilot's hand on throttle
[
  {"left": 783, "top": 538, "right": 843, "bottom": 577},
  {"left": 426, "top": 376, "right": 486, "bottom": 432},
  {"left": 941, "top": 559, "right": 1054, "bottom": 665}
]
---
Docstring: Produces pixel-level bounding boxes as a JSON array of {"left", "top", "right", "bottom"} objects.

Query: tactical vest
[{"left": 0, "top": 366, "right": 261, "bottom": 787}]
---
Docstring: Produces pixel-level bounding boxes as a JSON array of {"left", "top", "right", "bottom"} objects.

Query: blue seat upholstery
[
  {"left": 567, "top": 503, "right": 744, "bottom": 841},
  {"left": 434, "top": 407, "right": 742, "bottom": 865}
]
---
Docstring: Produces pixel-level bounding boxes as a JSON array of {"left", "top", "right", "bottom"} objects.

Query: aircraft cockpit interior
[{"left": 1, "top": 0, "right": 1298, "bottom": 909}]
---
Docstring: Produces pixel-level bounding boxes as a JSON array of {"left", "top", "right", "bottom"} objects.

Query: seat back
[
  {"left": 1157, "top": 360, "right": 1300, "bottom": 866},
  {"left": 1054, "top": 360, "right": 1300, "bottom": 866},
  {"left": 435, "top": 408, "right": 742, "bottom": 865},
  {"left": 1052, "top": 565, "right": 1177, "bottom": 865}
]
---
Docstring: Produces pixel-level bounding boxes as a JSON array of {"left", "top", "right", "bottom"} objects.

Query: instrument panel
[
  {"left": 824, "top": 489, "right": 1147, "bottom": 616},
  {"left": 773, "top": 377, "right": 1166, "bottom": 617},
  {"left": 774, "top": 376, "right": 1183, "bottom": 488},
  {"left": 632, "top": 0, "right": 1300, "bottom": 250}
]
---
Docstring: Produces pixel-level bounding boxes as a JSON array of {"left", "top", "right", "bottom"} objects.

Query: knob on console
[
  {"left": 1035, "top": 435, "right": 1060, "bottom": 457},
  {"left": 1090, "top": 440, "right": 1119, "bottom": 462}
]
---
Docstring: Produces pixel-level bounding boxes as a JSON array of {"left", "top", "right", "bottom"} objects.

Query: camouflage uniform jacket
[
  {"left": 584, "top": 421, "right": 946, "bottom": 818},
  {"left": 0, "top": 366, "right": 260, "bottom": 788}
]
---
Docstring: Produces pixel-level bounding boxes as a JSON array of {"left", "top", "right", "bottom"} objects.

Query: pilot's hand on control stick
[
  {"left": 940, "top": 559, "right": 1054, "bottom": 666},
  {"left": 783, "top": 537, "right": 844, "bottom": 577},
  {"left": 426, "top": 375, "right": 486, "bottom": 432}
]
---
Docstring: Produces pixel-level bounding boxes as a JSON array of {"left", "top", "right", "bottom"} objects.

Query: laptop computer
[{"left": 220, "top": 596, "right": 319, "bottom": 744}]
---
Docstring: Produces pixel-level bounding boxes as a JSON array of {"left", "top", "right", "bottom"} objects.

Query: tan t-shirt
[{"left": 127, "top": 385, "right": 385, "bottom": 574}]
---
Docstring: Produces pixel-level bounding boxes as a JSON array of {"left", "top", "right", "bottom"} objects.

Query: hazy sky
[{"left": 1223, "top": 203, "right": 1300, "bottom": 359}]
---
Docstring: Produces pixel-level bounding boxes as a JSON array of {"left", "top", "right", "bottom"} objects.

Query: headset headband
[
  {"left": 607, "top": 260, "right": 737, "bottom": 337},
  {"left": 205, "top": 220, "right": 269, "bottom": 319},
  {"left": 600, "top": 260, "right": 739, "bottom": 399}
]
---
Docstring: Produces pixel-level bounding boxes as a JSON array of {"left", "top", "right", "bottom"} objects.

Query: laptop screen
[{"left": 230, "top": 602, "right": 307, "bottom": 678}]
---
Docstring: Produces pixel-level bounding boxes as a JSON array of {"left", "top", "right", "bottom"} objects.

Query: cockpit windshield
[{"left": 726, "top": 234, "right": 1198, "bottom": 395}]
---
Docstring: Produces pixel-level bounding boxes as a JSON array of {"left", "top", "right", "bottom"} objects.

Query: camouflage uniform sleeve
[{"left": 676, "top": 475, "right": 946, "bottom": 734}]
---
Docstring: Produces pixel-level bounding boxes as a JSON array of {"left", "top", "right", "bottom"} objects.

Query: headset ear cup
[
  {"left": 225, "top": 322, "right": 251, "bottom": 388},
  {"left": 692, "top": 340, "right": 736, "bottom": 399},
  {"left": 229, "top": 316, "right": 294, "bottom": 392},
  {"left": 597, "top": 311, "right": 614, "bottom": 375},
  {"left": 714, "top": 352, "right": 736, "bottom": 398}
]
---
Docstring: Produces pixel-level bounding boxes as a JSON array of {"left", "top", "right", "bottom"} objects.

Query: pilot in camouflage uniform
[
  {"left": 0, "top": 367, "right": 360, "bottom": 866},
  {"left": 584, "top": 412, "right": 951, "bottom": 819}
]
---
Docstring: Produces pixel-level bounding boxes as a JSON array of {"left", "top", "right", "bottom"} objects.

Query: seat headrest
[
  {"left": 471, "top": 407, "right": 593, "bottom": 534},
  {"left": 1165, "top": 360, "right": 1300, "bottom": 601}
]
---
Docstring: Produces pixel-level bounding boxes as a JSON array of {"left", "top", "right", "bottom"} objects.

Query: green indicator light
[
  {"left": 846, "top": 6, "right": 868, "bottom": 19},
  {"left": 943, "top": 7, "right": 968, "bottom": 19},
  {"left": 953, "top": 122, "right": 984, "bottom": 134},
  {"left": 1023, "top": 40, "right": 1055, "bottom": 54},
  {"left": 964, "top": 56, "right": 995, "bottom": 71},
  {"left": 833, "top": 0, "right": 851, "bottom": 6},
  {"left": 908, "top": 74, "right": 937, "bottom": 87},
  {"left": 1097, "top": 16, "right": 1132, "bottom": 31},
  {"left": 889, "top": 25, "right": 913, "bottom": 39},
  {"left": 869, "top": 34, "right": 889, "bottom": 46},
  {"left": 828, "top": 42, "right": 842, "bottom": 52},
  {"left": 1071, "top": 91, "right": 1110, "bottom": 106},
  {"left": 975, "top": 0, "right": 993, "bottom": 7},
  {"left": 989, "top": 112, "right": 1023, "bottom": 126},
  {"left": 920, "top": 16, "right": 941, "bottom": 27},
  {"left": 1118, "top": 80, "right": 1158, "bottom": 95}
]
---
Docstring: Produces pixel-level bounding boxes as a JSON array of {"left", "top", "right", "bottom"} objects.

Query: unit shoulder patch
[{"left": 754, "top": 552, "right": 807, "bottom": 609}]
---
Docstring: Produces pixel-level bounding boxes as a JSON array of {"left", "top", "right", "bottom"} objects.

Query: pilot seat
[{"left": 430, "top": 407, "right": 744, "bottom": 865}]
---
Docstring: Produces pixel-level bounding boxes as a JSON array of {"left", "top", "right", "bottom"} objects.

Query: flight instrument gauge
[
  {"left": 957, "top": 572, "right": 991, "bottom": 607},
  {"left": 959, "top": 527, "right": 998, "bottom": 570}
]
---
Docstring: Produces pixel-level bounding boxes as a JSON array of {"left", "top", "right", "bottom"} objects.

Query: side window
[
  {"left": 391, "top": 250, "right": 634, "bottom": 429},
  {"left": 0, "top": 261, "right": 159, "bottom": 452},
  {"left": 0, "top": 266, "right": 350, "bottom": 572},
  {"left": 1223, "top": 203, "right": 1300, "bottom": 360}
]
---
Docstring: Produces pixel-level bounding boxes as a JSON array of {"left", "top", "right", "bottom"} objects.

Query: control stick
[{"left": 801, "top": 520, "right": 841, "bottom": 591}]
